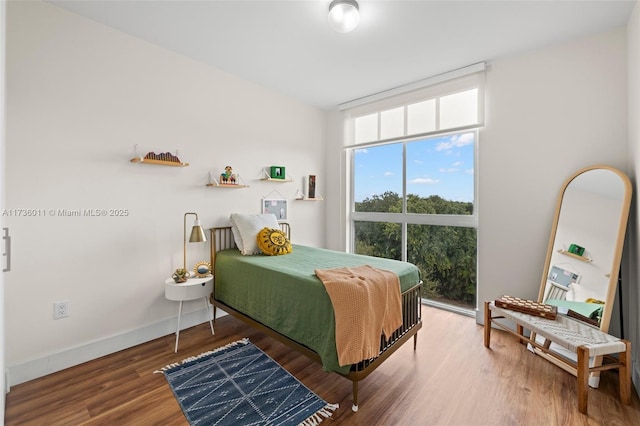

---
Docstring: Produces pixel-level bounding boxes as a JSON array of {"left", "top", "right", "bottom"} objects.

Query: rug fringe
[
  {"left": 299, "top": 403, "right": 339, "bottom": 426},
  {"left": 153, "top": 338, "right": 250, "bottom": 373}
]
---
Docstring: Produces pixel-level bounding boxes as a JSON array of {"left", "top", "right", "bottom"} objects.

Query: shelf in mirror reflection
[{"left": 557, "top": 249, "right": 592, "bottom": 262}]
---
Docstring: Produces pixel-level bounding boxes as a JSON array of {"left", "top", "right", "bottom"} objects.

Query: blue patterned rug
[{"left": 156, "top": 338, "right": 337, "bottom": 425}]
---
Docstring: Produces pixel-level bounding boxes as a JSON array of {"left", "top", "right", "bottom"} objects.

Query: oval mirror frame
[{"left": 537, "top": 165, "right": 632, "bottom": 333}]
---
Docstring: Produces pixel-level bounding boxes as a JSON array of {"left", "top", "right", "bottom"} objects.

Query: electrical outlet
[{"left": 53, "top": 301, "right": 69, "bottom": 319}]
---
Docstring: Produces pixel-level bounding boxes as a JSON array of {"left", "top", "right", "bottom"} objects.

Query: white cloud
[
  {"left": 384, "top": 171, "right": 393, "bottom": 176},
  {"left": 454, "top": 133, "right": 474, "bottom": 144},
  {"left": 465, "top": 168, "right": 474, "bottom": 175},
  {"left": 439, "top": 160, "right": 464, "bottom": 173},
  {"left": 435, "top": 132, "right": 474, "bottom": 151},
  {"left": 409, "top": 178, "right": 439, "bottom": 185}
]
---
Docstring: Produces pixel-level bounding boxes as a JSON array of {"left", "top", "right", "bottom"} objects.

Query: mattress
[{"left": 214, "top": 244, "right": 421, "bottom": 374}]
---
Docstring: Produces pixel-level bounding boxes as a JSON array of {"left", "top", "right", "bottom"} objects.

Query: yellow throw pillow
[{"left": 257, "top": 227, "right": 292, "bottom": 256}]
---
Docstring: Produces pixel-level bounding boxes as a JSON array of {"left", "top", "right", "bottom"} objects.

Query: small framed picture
[
  {"left": 308, "top": 175, "right": 316, "bottom": 198},
  {"left": 193, "top": 261, "right": 212, "bottom": 278},
  {"left": 548, "top": 265, "right": 581, "bottom": 287},
  {"left": 270, "top": 166, "right": 285, "bottom": 179},
  {"left": 262, "top": 198, "right": 288, "bottom": 220}
]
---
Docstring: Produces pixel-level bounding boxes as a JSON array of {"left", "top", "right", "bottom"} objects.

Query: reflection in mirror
[{"left": 538, "top": 166, "right": 632, "bottom": 332}]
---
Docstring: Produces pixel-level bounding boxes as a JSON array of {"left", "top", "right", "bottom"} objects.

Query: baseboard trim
[{"left": 7, "top": 307, "right": 226, "bottom": 388}]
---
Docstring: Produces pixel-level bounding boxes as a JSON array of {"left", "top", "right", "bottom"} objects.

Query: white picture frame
[
  {"left": 262, "top": 198, "right": 288, "bottom": 220},
  {"left": 548, "top": 265, "right": 581, "bottom": 287}
]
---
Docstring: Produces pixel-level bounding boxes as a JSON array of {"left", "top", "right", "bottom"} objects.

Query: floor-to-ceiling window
[{"left": 343, "top": 65, "right": 483, "bottom": 313}]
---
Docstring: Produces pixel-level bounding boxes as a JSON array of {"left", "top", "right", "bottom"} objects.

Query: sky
[{"left": 353, "top": 132, "right": 475, "bottom": 203}]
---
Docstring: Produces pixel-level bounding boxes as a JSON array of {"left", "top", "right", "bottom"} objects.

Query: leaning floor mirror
[{"left": 535, "top": 165, "right": 632, "bottom": 384}]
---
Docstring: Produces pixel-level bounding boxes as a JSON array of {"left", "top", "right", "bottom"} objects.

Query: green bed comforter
[
  {"left": 214, "top": 244, "right": 421, "bottom": 374},
  {"left": 546, "top": 299, "right": 604, "bottom": 322}
]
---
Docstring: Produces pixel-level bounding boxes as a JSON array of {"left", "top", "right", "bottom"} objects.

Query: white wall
[
  {"left": 478, "top": 27, "right": 628, "bottom": 310},
  {"left": 324, "top": 108, "right": 346, "bottom": 251},
  {"left": 5, "top": 1, "right": 326, "bottom": 385},
  {"left": 626, "top": 0, "right": 640, "bottom": 395}
]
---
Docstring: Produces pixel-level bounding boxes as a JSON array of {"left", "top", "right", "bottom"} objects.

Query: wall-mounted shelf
[
  {"left": 261, "top": 177, "right": 293, "bottom": 182},
  {"left": 294, "top": 188, "right": 323, "bottom": 200},
  {"left": 295, "top": 196, "right": 324, "bottom": 201},
  {"left": 130, "top": 154, "right": 188, "bottom": 167},
  {"left": 131, "top": 158, "right": 189, "bottom": 167},
  {"left": 558, "top": 249, "right": 592, "bottom": 263},
  {"left": 207, "top": 170, "right": 248, "bottom": 188},
  {"left": 206, "top": 183, "right": 249, "bottom": 188}
]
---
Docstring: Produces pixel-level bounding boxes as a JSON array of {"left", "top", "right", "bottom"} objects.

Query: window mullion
[
  {"left": 401, "top": 222, "right": 407, "bottom": 262},
  {"left": 402, "top": 142, "right": 407, "bottom": 214},
  {"left": 351, "top": 211, "right": 477, "bottom": 228}
]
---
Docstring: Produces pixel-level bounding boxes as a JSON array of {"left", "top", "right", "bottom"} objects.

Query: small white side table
[{"left": 164, "top": 276, "right": 214, "bottom": 353}]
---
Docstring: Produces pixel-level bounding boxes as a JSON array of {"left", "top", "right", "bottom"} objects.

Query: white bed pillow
[{"left": 230, "top": 213, "right": 280, "bottom": 255}]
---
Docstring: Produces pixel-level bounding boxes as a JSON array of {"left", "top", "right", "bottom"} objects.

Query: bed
[{"left": 209, "top": 219, "right": 423, "bottom": 411}]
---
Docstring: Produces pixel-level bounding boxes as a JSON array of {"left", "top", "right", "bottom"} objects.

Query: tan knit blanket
[{"left": 315, "top": 265, "right": 402, "bottom": 366}]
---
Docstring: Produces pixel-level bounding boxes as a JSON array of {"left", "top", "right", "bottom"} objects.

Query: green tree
[
  {"left": 355, "top": 192, "right": 476, "bottom": 308},
  {"left": 355, "top": 191, "right": 402, "bottom": 213}
]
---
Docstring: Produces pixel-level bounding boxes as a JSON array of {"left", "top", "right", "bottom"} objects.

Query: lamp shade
[
  {"left": 189, "top": 219, "right": 206, "bottom": 243},
  {"left": 183, "top": 213, "right": 207, "bottom": 271},
  {"left": 328, "top": 0, "right": 360, "bottom": 33}
]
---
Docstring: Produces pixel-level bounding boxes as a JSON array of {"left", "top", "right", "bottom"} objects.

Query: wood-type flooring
[{"left": 5, "top": 306, "right": 640, "bottom": 425}]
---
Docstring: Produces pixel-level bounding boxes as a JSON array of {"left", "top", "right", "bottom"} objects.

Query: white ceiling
[{"left": 47, "top": 0, "right": 635, "bottom": 110}]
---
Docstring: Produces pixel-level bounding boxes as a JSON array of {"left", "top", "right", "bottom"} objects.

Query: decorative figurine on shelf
[
  {"left": 220, "top": 166, "right": 237, "bottom": 184},
  {"left": 172, "top": 268, "right": 191, "bottom": 283}
]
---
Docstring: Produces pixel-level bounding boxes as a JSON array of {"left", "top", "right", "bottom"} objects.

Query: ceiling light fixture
[{"left": 328, "top": 0, "right": 360, "bottom": 33}]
